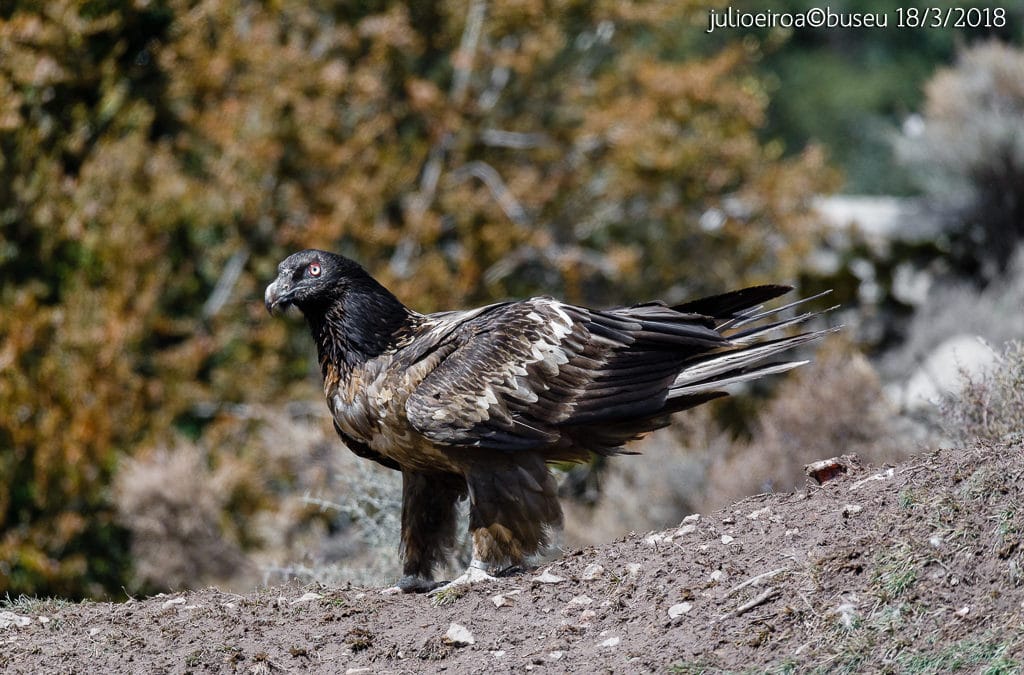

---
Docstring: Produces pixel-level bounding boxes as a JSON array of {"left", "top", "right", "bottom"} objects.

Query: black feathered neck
[{"left": 302, "top": 272, "right": 418, "bottom": 373}]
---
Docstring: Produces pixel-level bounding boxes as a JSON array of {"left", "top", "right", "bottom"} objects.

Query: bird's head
[{"left": 264, "top": 249, "right": 368, "bottom": 316}]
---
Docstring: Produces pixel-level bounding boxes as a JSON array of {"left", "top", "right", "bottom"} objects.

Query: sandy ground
[{"left": 3, "top": 441, "right": 1022, "bottom": 673}]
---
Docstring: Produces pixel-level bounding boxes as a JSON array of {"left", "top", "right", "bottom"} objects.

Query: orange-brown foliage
[{"left": 0, "top": 0, "right": 835, "bottom": 596}]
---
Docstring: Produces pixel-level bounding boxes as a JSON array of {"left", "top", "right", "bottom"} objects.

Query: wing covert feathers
[{"left": 403, "top": 288, "right": 836, "bottom": 460}]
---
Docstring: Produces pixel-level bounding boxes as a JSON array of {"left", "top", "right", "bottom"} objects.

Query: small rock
[
  {"left": 842, "top": 504, "right": 863, "bottom": 517},
  {"left": 492, "top": 594, "right": 513, "bottom": 608},
  {"left": 644, "top": 533, "right": 664, "bottom": 546},
  {"left": 598, "top": 636, "right": 620, "bottom": 648},
  {"left": 291, "top": 591, "right": 323, "bottom": 604},
  {"left": 849, "top": 467, "right": 895, "bottom": 491},
  {"left": 929, "top": 535, "right": 943, "bottom": 548},
  {"left": 746, "top": 507, "right": 771, "bottom": 520},
  {"left": 161, "top": 597, "right": 186, "bottom": 610},
  {"left": 345, "top": 669, "right": 372, "bottom": 675},
  {"left": 720, "top": 535, "right": 734, "bottom": 544},
  {"left": 567, "top": 594, "right": 593, "bottom": 607},
  {"left": 578, "top": 609, "right": 597, "bottom": 626},
  {"left": 722, "top": 516, "right": 736, "bottom": 525},
  {"left": 805, "top": 457, "right": 849, "bottom": 485},
  {"left": 625, "top": 563, "right": 642, "bottom": 578},
  {"left": 491, "top": 650, "right": 506, "bottom": 658},
  {"left": 785, "top": 528, "right": 800, "bottom": 537},
  {"left": 581, "top": 563, "right": 605, "bottom": 581},
  {"left": 710, "top": 570, "right": 725, "bottom": 582},
  {"left": 89, "top": 627, "right": 101, "bottom": 636},
  {"left": 533, "top": 569, "right": 566, "bottom": 584},
  {"left": 491, "top": 589, "right": 522, "bottom": 608},
  {"left": 548, "top": 651, "right": 564, "bottom": 660},
  {"left": 668, "top": 602, "right": 692, "bottom": 619},
  {"left": 682, "top": 513, "right": 701, "bottom": 524},
  {"left": 0, "top": 611, "right": 31, "bottom": 629},
  {"left": 676, "top": 524, "right": 697, "bottom": 536},
  {"left": 37, "top": 616, "right": 50, "bottom": 624},
  {"left": 956, "top": 606, "right": 970, "bottom": 617},
  {"left": 444, "top": 622, "right": 475, "bottom": 647}
]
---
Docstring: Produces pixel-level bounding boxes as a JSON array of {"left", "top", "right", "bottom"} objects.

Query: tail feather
[
  {"left": 728, "top": 305, "right": 838, "bottom": 344},
  {"left": 720, "top": 288, "right": 834, "bottom": 330},
  {"left": 670, "top": 360, "right": 808, "bottom": 396},
  {"left": 670, "top": 326, "right": 841, "bottom": 396}
]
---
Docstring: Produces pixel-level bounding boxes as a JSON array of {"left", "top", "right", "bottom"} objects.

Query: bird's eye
[{"left": 308, "top": 262, "right": 322, "bottom": 277}]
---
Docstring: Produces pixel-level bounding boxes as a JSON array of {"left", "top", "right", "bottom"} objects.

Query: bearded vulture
[{"left": 265, "top": 249, "right": 835, "bottom": 592}]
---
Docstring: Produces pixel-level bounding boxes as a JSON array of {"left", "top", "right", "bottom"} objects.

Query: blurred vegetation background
[{"left": 1, "top": 0, "right": 1021, "bottom": 599}]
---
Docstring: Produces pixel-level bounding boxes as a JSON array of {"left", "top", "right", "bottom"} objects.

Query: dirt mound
[{"left": 3, "top": 441, "right": 1022, "bottom": 673}]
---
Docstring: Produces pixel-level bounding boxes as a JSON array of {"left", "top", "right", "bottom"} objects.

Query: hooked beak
[{"left": 264, "top": 278, "right": 292, "bottom": 315}]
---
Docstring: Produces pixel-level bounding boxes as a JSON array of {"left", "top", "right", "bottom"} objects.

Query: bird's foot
[
  {"left": 426, "top": 560, "right": 498, "bottom": 596},
  {"left": 382, "top": 574, "right": 442, "bottom": 595}
]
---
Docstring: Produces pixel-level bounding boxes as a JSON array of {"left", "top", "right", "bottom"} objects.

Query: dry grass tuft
[
  {"left": 114, "top": 403, "right": 405, "bottom": 592},
  {"left": 940, "top": 340, "right": 1024, "bottom": 445},
  {"left": 114, "top": 442, "right": 250, "bottom": 591}
]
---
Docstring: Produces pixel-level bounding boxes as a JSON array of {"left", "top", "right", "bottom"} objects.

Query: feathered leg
[
  {"left": 429, "top": 454, "right": 561, "bottom": 594},
  {"left": 394, "top": 470, "right": 466, "bottom": 593}
]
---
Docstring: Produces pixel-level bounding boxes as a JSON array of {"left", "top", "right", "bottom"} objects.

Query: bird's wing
[{"left": 404, "top": 297, "right": 729, "bottom": 452}]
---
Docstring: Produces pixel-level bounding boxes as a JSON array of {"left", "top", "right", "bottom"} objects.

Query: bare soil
[{"left": 3, "top": 441, "right": 1022, "bottom": 674}]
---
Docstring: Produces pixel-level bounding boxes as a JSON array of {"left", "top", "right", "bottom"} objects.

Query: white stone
[
  {"left": 491, "top": 594, "right": 514, "bottom": 608},
  {"left": 291, "top": 591, "right": 323, "bottom": 604},
  {"left": 444, "top": 622, "right": 475, "bottom": 646},
  {"left": 668, "top": 602, "right": 692, "bottom": 619},
  {"left": 0, "top": 611, "right": 31, "bottom": 629},
  {"left": 533, "top": 569, "right": 566, "bottom": 584},
  {"left": 161, "top": 597, "right": 186, "bottom": 610}
]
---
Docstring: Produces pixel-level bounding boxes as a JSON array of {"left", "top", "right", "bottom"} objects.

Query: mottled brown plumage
[{"left": 266, "top": 249, "right": 835, "bottom": 592}]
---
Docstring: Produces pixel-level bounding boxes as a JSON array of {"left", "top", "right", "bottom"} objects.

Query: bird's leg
[
  {"left": 382, "top": 470, "right": 466, "bottom": 595},
  {"left": 427, "top": 456, "right": 562, "bottom": 595}
]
